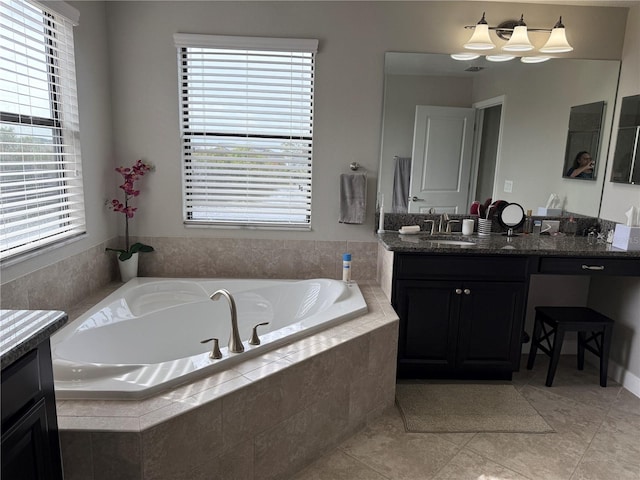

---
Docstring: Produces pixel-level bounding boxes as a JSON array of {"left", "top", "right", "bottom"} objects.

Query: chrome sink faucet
[
  {"left": 210, "top": 289, "right": 244, "bottom": 353},
  {"left": 438, "top": 213, "right": 449, "bottom": 233}
]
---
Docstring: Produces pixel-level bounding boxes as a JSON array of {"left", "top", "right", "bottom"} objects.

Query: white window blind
[
  {"left": 0, "top": 0, "right": 84, "bottom": 260},
  {"left": 174, "top": 34, "right": 317, "bottom": 229}
]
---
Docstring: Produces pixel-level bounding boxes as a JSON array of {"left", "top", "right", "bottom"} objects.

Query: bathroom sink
[{"left": 426, "top": 239, "right": 476, "bottom": 246}]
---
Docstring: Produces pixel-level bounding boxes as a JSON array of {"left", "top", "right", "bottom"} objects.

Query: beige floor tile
[
  {"left": 519, "top": 385, "right": 606, "bottom": 442},
  {"left": 610, "top": 387, "right": 640, "bottom": 417},
  {"left": 465, "top": 430, "right": 590, "bottom": 480},
  {"left": 285, "top": 365, "right": 640, "bottom": 480},
  {"left": 338, "top": 408, "right": 461, "bottom": 480},
  {"left": 433, "top": 449, "right": 532, "bottom": 480},
  {"left": 290, "top": 450, "right": 389, "bottom": 480}
]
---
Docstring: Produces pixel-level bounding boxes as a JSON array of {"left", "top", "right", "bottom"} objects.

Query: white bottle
[{"left": 342, "top": 253, "right": 352, "bottom": 283}]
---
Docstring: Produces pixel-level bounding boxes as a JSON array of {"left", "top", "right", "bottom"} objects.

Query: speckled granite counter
[
  {"left": 378, "top": 232, "right": 640, "bottom": 258},
  {"left": 1, "top": 309, "right": 68, "bottom": 370}
]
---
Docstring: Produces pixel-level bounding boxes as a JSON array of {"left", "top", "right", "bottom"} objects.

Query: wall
[
  {"left": 590, "top": 4, "right": 640, "bottom": 394},
  {"left": 104, "top": 1, "right": 628, "bottom": 246}
]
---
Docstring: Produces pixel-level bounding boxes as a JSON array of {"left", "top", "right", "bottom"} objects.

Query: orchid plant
[{"left": 105, "top": 159, "right": 154, "bottom": 261}]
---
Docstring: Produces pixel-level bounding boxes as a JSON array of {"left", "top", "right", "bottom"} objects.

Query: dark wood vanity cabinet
[
  {"left": 392, "top": 254, "right": 531, "bottom": 379},
  {"left": 1, "top": 340, "right": 63, "bottom": 480}
]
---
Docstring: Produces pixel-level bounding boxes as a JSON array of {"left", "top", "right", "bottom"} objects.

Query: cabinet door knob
[
  {"left": 455, "top": 288, "right": 462, "bottom": 295},
  {"left": 463, "top": 288, "right": 471, "bottom": 295}
]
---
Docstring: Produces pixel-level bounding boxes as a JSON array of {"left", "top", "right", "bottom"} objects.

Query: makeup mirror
[{"left": 499, "top": 203, "right": 525, "bottom": 236}]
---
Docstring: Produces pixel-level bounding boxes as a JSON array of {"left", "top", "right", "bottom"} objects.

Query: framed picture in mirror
[
  {"left": 562, "top": 101, "right": 605, "bottom": 181},
  {"left": 610, "top": 94, "right": 640, "bottom": 185}
]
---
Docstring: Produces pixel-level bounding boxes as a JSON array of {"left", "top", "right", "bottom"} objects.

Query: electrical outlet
[{"left": 504, "top": 180, "right": 513, "bottom": 193}]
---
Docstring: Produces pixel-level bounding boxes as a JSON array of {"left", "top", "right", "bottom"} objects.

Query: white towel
[{"left": 339, "top": 173, "right": 367, "bottom": 224}]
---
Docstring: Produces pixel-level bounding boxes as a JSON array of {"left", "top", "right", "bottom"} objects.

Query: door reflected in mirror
[{"left": 378, "top": 53, "right": 621, "bottom": 218}]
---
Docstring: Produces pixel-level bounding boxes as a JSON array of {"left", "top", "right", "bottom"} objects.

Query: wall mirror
[
  {"left": 562, "top": 101, "right": 605, "bottom": 181},
  {"left": 378, "top": 53, "right": 620, "bottom": 218},
  {"left": 610, "top": 94, "right": 640, "bottom": 185}
]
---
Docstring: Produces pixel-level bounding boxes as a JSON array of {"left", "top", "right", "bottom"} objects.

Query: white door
[{"left": 408, "top": 106, "right": 476, "bottom": 214}]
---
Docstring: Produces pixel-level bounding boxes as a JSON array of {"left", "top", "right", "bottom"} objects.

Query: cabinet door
[
  {"left": 395, "top": 280, "right": 460, "bottom": 376},
  {"left": 1, "top": 398, "right": 51, "bottom": 480},
  {"left": 456, "top": 281, "right": 525, "bottom": 372}
]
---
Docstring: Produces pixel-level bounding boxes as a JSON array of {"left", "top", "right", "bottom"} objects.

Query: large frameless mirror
[{"left": 377, "top": 53, "right": 621, "bottom": 218}]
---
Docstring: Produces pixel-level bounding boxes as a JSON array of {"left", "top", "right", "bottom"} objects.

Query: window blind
[
  {"left": 1, "top": 0, "right": 85, "bottom": 260},
  {"left": 174, "top": 34, "right": 317, "bottom": 228}
]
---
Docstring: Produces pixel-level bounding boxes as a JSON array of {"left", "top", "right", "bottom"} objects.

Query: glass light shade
[
  {"left": 502, "top": 25, "right": 534, "bottom": 52},
  {"left": 486, "top": 54, "right": 515, "bottom": 62},
  {"left": 540, "top": 27, "right": 573, "bottom": 53},
  {"left": 521, "top": 56, "right": 551, "bottom": 63},
  {"left": 464, "top": 24, "right": 495, "bottom": 50},
  {"left": 450, "top": 52, "right": 481, "bottom": 61}
]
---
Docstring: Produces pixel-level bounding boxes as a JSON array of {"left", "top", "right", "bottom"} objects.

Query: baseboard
[{"left": 608, "top": 358, "right": 640, "bottom": 399}]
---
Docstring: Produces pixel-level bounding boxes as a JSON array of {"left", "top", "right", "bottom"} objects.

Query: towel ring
[{"left": 349, "top": 162, "right": 361, "bottom": 171}]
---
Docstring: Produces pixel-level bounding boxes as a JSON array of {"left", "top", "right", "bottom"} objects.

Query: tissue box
[
  {"left": 612, "top": 224, "right": 640, "bottom": 251},
  {"left": 537, "top": 207, "right": 562, "bottom": 216}
]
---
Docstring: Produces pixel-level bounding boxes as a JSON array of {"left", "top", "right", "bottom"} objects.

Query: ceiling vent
[{"left": 465, "top": 66, "right": 484, "bottom": 72}]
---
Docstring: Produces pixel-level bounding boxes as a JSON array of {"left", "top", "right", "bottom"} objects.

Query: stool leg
[
  {"left": 599, "top": 325, "right": 613, "bottom": 388},
  {"left": 527, "top": 316, "right": 543, "bottom": 370},
  {"left": 577, "top": 331, "right": 586, "bottom": 370},
  {"left": 546, "top": 326, "right": 565, "bottom": 387}
]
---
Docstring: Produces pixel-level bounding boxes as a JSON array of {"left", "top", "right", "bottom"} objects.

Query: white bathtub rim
[{"left": 52, "top": 278, "right": 367, "bottom": 400}]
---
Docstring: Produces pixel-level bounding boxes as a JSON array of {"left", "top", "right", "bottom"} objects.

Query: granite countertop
[
  {"left": 378, "top": 231, "right": 640, "bottom": 258},
  {"left": 1, "top": 310, "right": 69, "bottom": 370}
]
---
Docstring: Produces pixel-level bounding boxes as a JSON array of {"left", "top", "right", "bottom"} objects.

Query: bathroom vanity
[
  {"left": 1, "top": 310, "right": 68, "bottom": 480},
  {"left": 378, "top": 233, "right": 640, "bottom": 379}
]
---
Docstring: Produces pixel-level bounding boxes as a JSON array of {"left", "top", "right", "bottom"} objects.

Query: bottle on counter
[
  {"left": 523, "top": 209, "right": 533, "bottom": 234},
  {"left": 342, "top": 253, "right": 352, "bottom": 283}
]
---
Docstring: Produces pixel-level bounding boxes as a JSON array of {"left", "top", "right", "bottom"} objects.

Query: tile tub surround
[
  {"left": 57, "top": 283, "right": 398, "bottom": 480},
  {"left": 0, "top": 237, "right": 378, "bottom": 312},
  {"left": 0, "top": 240, "right": 118, "bottom": 313},
  {"left": 132, "top": 236, "right": 379, "bottom": 281}
]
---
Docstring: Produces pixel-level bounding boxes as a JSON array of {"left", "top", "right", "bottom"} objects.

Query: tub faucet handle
[
  {"left": 248, "top": 322, "right": 270, "bottom": 345},
  {"left": 200, "top": 337, "right": 223, "bottom": 359}
]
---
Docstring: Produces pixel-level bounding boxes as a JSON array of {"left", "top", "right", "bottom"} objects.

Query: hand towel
[
  {"left": 339, "top": 173, "right": 367, "bottom": 224},
  {"left": 392, "top": 157, "right": 411, "bottom": 213}
]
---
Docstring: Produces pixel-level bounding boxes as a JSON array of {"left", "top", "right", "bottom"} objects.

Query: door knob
[
  {"left": 409, "top": 196, "right": 425, "bottom": 202},
  {"left": 455, "top": 288, "right": 462, "bottom": 295},
  {"left": 463, "top": 289, "right": 471, "bottom": 295}
]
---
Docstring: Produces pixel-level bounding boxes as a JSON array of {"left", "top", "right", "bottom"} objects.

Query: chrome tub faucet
[{"left": 210, "top": 289, "right": 244, "bottom": 353}]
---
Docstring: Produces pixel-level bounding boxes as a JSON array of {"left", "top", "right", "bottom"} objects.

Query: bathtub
[{"left": 51, "top": 278, "right": 367, "bottom": 400}]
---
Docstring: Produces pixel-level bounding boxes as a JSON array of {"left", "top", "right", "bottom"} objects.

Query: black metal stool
[{"left": 526, "top": 306, "right": 614, "bottom": 387}]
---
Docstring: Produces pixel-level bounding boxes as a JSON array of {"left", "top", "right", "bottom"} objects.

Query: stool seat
[{"left": 527, "top": 306, "right": 614, "bottom": 387}]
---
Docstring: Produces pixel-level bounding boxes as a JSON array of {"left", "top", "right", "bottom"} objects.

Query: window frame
[
  {"left": 0, "top": 0, "right": 84, "bottom": 262},
  {"left": 174, "top": 34, "right": 318, "bottom": 230}
]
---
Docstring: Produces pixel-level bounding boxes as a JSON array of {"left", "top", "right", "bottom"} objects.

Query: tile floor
[{"left": 290, "top": 356, "right": 640, "bottom": 480}]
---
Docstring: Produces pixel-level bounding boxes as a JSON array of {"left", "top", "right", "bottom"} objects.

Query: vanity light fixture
[
  {"left": 452, "top": 13, "right": 573, "bottom": 64},
  {"left": 463, "top": 13, "right": 496, "bottom": 50},
  {"left": 502, "top": 15, "right": 534, "bottom": 52}
]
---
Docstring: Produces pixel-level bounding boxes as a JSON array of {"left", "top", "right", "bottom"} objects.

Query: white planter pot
[{"left": 118, "top": 252, "right": 139, "bottom": 283}]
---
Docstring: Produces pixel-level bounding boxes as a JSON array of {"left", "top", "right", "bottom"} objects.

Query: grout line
[{"left": 337, "top": 449, "right": 393, "bottom": 480}]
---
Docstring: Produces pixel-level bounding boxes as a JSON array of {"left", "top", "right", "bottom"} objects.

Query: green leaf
[
  {"left": 130, "top": 242, "right": 154, "bottom": 253},
  {"left": 105, "top": 243, "right": 154, "bottom": 261}
]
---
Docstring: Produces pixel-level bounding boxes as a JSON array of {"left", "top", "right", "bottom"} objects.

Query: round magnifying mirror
[{"left": 498, "top": 203, "right": 525, "bottom": 236}]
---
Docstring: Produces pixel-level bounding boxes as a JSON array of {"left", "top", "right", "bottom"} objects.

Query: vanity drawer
[
  {"left": 1, "top": 349, "right": 42, "bottom": 425},
  {"left": 395, "top": 254, "right": 529, "bottom": 281},
  {"left": 538, "top": 257, "right": 640, "bottom": 276}
]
